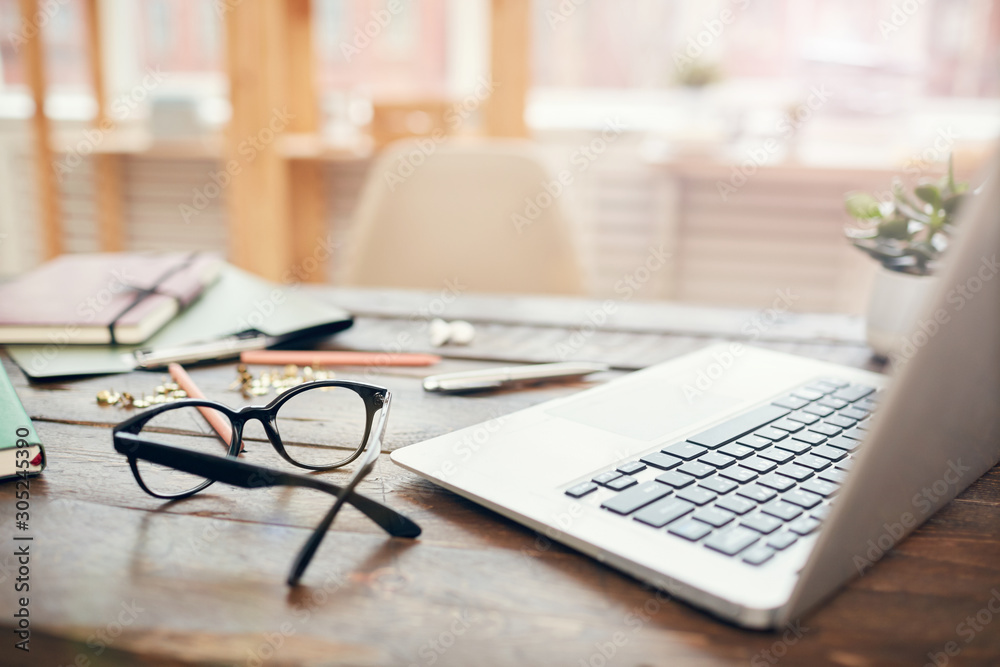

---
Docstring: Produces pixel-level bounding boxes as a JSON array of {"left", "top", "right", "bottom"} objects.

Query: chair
[{"left": 339, "top": 139, "right": 585, "bottom": 295}]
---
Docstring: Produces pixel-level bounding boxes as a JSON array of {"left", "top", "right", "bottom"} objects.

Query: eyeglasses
[{"left": 112, "top": 380, "right": 420, "bottom": 584}]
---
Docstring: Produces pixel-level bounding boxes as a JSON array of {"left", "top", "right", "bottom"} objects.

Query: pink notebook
[{"left": 0, "top": 252, "right": 221, "bottom": 345}]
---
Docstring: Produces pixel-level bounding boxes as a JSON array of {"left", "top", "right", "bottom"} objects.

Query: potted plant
[{"left": 844, "top": 157, "right": 971, "bottom": 358}]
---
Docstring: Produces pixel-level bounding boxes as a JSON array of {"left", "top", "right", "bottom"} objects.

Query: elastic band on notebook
[{"left": 106, "top": 252, "right": 198, "bottom": 345}]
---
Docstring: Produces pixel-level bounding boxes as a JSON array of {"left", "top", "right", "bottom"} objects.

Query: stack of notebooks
[
  {"left": 0, "top": 252, "right": 353, "bottom": 379},
  {"left": 0, "top": 251, "right": 356, "bottom": 480}
]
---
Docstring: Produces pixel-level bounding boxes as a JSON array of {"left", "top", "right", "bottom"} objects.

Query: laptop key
[
  {"left": 770, "top": 419, "right": 804, "bottom": 433},
  {"left": 825, "top": 415, "right": 856, "bottom": 429},
  {"left": 754, "top": 426, "right": 788, "bottom": 441},
  {"left": 818, "top": 468, "right": 849, "bottom": 484},
  {"left": 757, "top": 447, "right": 794, "bottom": 464},
  {"left": 841, "top": 426, "right": 866, "bottom": 441},
  {"left": 740, "top": 457, "right": 777, "bottom": 474},
  {"left": 716, "top": 495, "right": 755, "bottom": 515},
  {"left": 757, "top": 473, "right": 795, "bottom": 492},
  {"left": 795, "top": 454, "right": 830, "bottom": 471},
  {"left": 788, "top": 516, "right": 822, "bottom": 535},
  {"left": 742, "top": 545, "right": 776, "bottom": 565},
  {"left": 766, "top": 532, "right": 798, "bottom": 550},
  {"left": 787, "top": 411, "right": 819, "bottom": 425},
  {"left": 640, "top": 452, "right": 683, "bottom": 470},
  {"left": 801, "top": 478, "right": 839, "bottom": 497},
  {"left": 832, "top": 384, "right": 875, "bottom": 402},
  {"left": 818, "top": 377, "right": 850, "bottom": 388},
  {"left": 720, "top": 466, "right": 757, "bottom": 483},
  {"left": 836, "top": 458, "right": 854, "bottom": 471},
  {"left": 810, "top": 504, "right": 833, "bottom": 521},
  {"left": 774, "top": 439, "right": 810, "bottom": 455},
  {"left": 817, "top": 396, "right": 849, "bottom": 410},
  {"left": 828, "top": 435, "right": 861, "bottom": 452},
  {"left": 662, "top": 442, "right": 707, "bottom": 461},
  {"left": 655, "top": 471, "right": 696, "bottom": 488},
  {"left": 676, "top": 486, "right": 717, "bottom": 506},
  {"left": 656, "top": 470, "right": 694, "bottom": 489},
  {"left": 736, "top": 435, "right": 772, "bottom": 450},
  {"left": 840, "top": 407, "right": 869, "bottom": 421},
  {"left": 740, "top": 513, "right": 783, "bottom": 534},
  {"left": 855, "top": 397, "right": 878, "bottom": 411},
  {"left": 783, "top": 489, "right": 823, "bottom": 509},
  {"left": 678, "top": 461, "right": 715, "bottom": 479},
  {"left": 773, "top": 395, "right": 809, "bottom": 411},
  {"left": 704, "top": 526, "right": 760, "bottom": 556},
  {"left": 693, "top": 506, "right": 735, "bottom": 528},
  {"left": 803, "top": 404, "right": 835, "bottom": 418},
  {"left": 719, "top": 443, "right": 754, "bottom": 459},
  {"left": 700, "top": 452, "right": 736, "bottom": 468},
  {"left": 593, "top": 471, "right": 622, "bottom": 486},
  {"left": 808, "top": 422, "right": 841, "bottom": 437},
  {"left": 565, "top": 482, "right": 598, "bottom": 498},
  {"left": 617, "top": 461, "right": 647, "bottom": 475},
  {"left": 685, "top": 404, "right": 790, "bottom": 449},
  {"left": 811, "top": 445, "right": 847, "bottom": 461},
  {"left": 633, "top": 497, "right": 694, "bottom": 528},
  {"left": 775, "top": 463, "right": 813, "bottom": 482},
  {"left": 601, "top": 481, "right": 672, "bottom": 515},
  {"left": 804, "top": 383, "right": 836, "bottom": 395},
  {"left": 736, "top": 484, "right": 777, "bottom": 504},
  {"left": 792, "top": 388, "right": 825, "bottom": 402},
  {"left": 761, "top": 500, "right": 802, "bottom": 521},
  {"left": 791, "top": 431, "right": 826, "bottom": 446},
  {"left": 668, "top": 518, "right": 713, "bottom": 541},
  {"left": 606, "top": 476, "right": 638, "bottom": 491},
  {"left": 700, "top": 476, "right": 738, "bottom": 495}
]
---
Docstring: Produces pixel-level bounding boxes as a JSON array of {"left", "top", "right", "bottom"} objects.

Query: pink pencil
[
  {"left": 167, "top": 362, "right": 234, "bottom": 448},
  {"left": 239, "top": 350, "right": 441, "bottom": 367}
]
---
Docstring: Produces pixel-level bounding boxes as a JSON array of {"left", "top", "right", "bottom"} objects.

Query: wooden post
[
  {"left": 84, "top": 0, "right": 124, "bottom": 252},
  {"left": 484, "top": 0, "right": 530, "bottom": 138},
  {"left": 19, "top": 0, "right": 62, "bottom": 258},
  {"left": 224, "top": 0, "right": 292, "bottom": 282},
  {"left": 285, "top": 0, "right": 327, "bottom": 283}
]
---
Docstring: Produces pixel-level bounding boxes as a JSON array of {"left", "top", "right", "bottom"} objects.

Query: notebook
[
  {"left": 0, "top": 362, "right": 45, "bottom": 481},
  {"left": 0, "top": 252, "right": 221, "bottom": 345},
  {"left": 4, "top": 262, "right": 354, "bottom": 379}
]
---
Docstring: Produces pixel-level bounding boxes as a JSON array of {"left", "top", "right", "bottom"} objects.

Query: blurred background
[{"left": 0, "top": 0, "right": 998, "bottom": 313}]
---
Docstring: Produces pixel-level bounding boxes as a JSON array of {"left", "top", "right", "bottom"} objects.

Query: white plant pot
[{"left": 865, "top": 266, "right": 940, "bottom": 359}]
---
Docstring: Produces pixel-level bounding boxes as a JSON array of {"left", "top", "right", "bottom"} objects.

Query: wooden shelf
[{"left": 51, "top": 128, "right": 373, "bottom": 162}]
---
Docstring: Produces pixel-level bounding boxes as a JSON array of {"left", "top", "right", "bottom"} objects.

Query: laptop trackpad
[{"left": 547, "top": 376, "right": 743, "bottom": 442}]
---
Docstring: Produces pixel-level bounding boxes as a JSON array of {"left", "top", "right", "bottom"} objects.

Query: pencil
[
  {"left": 239, "top": 350, "right": 441, "bottom": 367},
  {"left": 167, "top": 362, "right": 234, "bottom": 447}
]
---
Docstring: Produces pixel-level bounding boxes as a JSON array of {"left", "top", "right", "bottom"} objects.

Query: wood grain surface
[{"left": 1, "top": 289, "right": 998, "bottom": 667}]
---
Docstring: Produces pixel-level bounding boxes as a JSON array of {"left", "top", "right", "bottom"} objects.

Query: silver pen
[
  {"left": 422, "top": 362, "right": 609, "bottom": 393},
  {"left": 132, "top": 333, "right": 274, "bottom": 369}
]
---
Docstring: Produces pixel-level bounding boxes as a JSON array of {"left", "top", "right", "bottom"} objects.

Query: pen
[
  {"left": 239, "top": 350, "right": 441, "bottom": 367},
  {"left": 167, "top": 363, "right": 234, "bottom": 448},
  {"left": 422, "top": 362, "right": 609, "bottom": 393}
]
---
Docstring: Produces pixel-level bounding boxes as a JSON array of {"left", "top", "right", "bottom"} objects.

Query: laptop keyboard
[{"left": 564, "top": 378, "right": 879, "bottom": 566}]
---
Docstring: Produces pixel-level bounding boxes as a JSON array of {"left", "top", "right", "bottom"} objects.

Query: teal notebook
[{"left": 0, "top": 363, "right": 45, "bottom": 481}]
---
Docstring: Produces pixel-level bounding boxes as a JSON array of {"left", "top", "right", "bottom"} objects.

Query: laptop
[{"left": 391, "top": 154, "right": 1000, "bottom": 629}]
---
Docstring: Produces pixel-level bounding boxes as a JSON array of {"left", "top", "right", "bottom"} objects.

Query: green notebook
[{"left": 0, "top": 363, "right": 45, "bottom": 481}]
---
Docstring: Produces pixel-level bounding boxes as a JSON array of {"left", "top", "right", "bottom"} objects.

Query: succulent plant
[{"left": 844, "top": 156, "right": 971, "bottom": 276}]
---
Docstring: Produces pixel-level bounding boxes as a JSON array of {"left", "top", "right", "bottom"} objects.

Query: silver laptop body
[{"left": 391, "top": 155, "right": 1000, "bottom": 628}]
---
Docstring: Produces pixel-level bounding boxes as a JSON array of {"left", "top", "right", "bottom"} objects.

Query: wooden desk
[{"left": 3, "top": 289, "right": 999, "bottom": 666}]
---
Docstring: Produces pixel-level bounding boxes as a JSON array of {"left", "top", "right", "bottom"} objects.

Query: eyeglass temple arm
[
  {"left": 114, "top": 434, "right": 421, "bottom": 540},
  {"left": 287, "top": 399, "right": 392, "bottom": 586}
]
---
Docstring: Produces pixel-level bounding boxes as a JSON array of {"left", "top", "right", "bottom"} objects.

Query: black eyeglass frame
[
  {"left": 112, "top": 379, "right": 386, "bottom": 500},
  {"left": 112, "top": 383, "right": 417, "bottom": 584}
]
